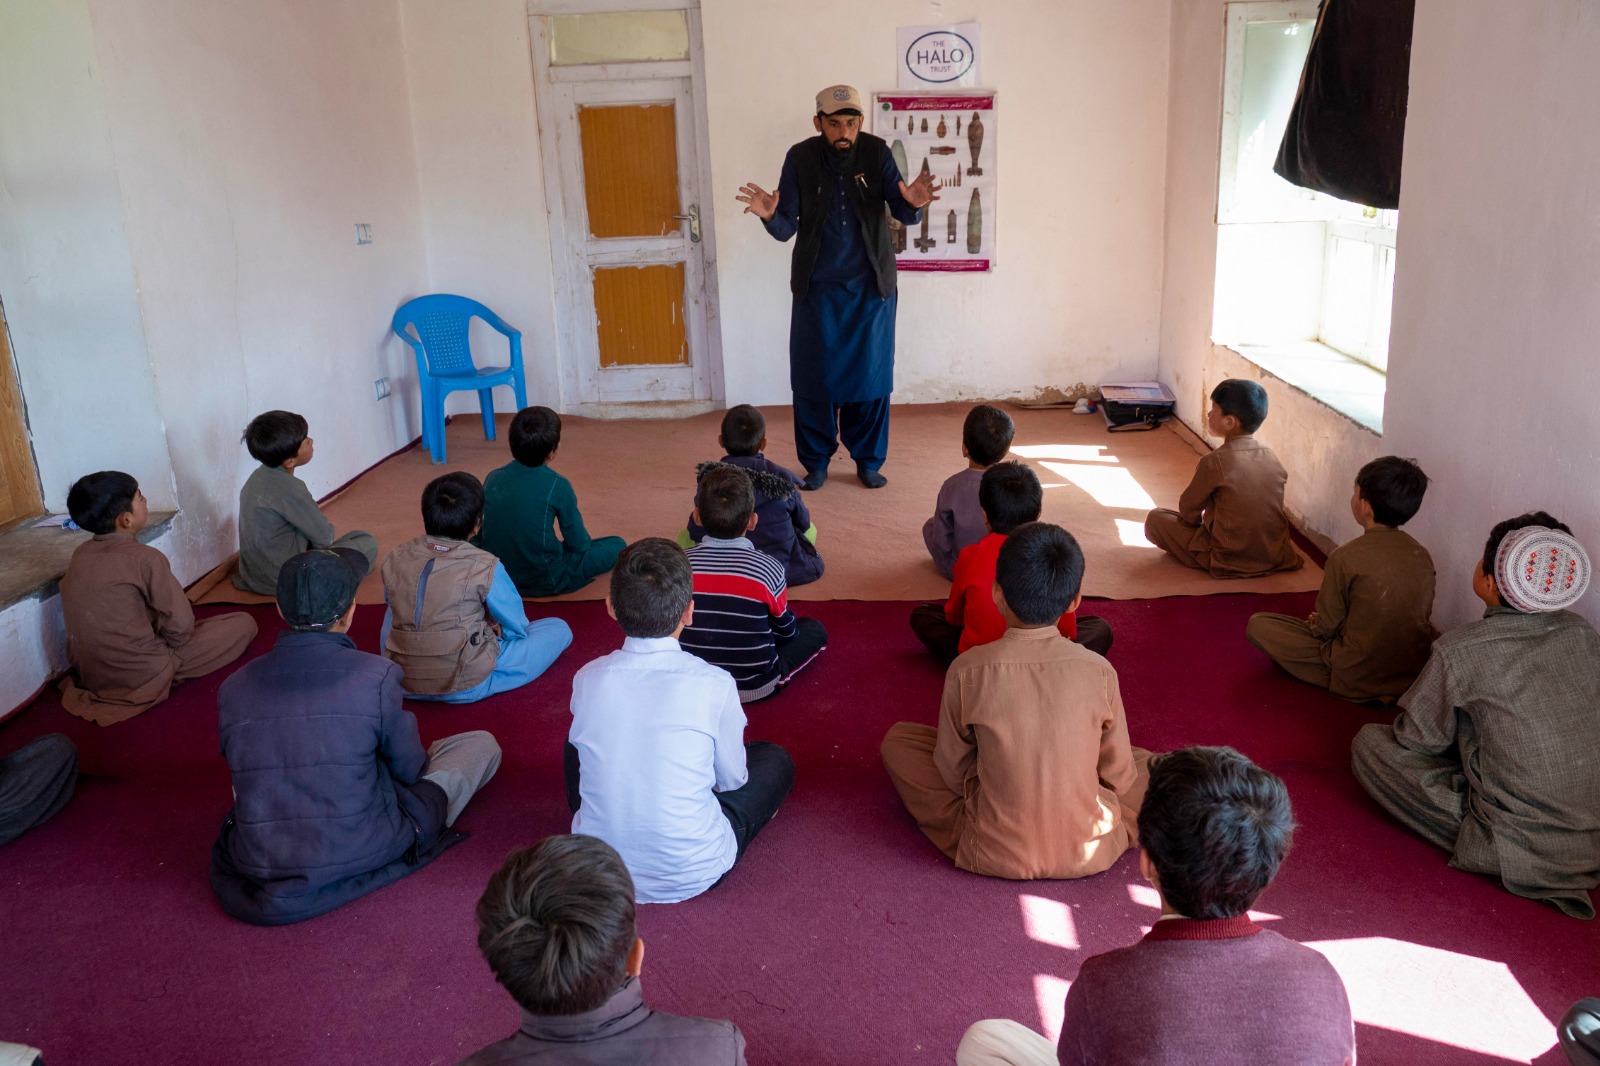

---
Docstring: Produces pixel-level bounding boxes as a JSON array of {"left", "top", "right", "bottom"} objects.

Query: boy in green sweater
[{"left": 477, "top": 407, "right": 625, "bottom": 597}]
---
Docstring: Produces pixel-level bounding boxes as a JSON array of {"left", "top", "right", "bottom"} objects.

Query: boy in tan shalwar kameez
[
  {"left": 881, "top": 521, "right": 1149, "bottom": 880},
  {"left": 58, "top": 472, "right": 257, "bottom": 725},
  {"left": 1144, "top": 379, "right": 1302, "bottom": 578},
  {"left": 1247, "top": 456, "right": 1437, "bottom": 702}
]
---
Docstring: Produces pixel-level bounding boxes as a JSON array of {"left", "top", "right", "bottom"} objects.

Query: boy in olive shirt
[
  {"left": 235, "top": 410, "right": 377, "bottom": 595},
  {"left": 476, "top": 407, "right": 625, "bottom": 597},
  {"left": 1247, "top": 456, "right": 1436, "bottom": 702}
]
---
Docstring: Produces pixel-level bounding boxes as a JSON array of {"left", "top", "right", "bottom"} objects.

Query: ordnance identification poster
[{"left": 873, "top": 91, "right": 997, "bottom": 273}]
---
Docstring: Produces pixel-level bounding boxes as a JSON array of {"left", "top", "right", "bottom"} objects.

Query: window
[
  {"left": 549, "top": 11, "right": 690, "bottom": 65},
  {"left": 1214, "top": 1, "right": 1398, "bottom": 373}
]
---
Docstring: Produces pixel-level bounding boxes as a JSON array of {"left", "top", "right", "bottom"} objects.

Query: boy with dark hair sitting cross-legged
[
  {"left": 1144, "top": 379, "right": 1302, "bottom": 577},
  {"left": 1247, "top": 455, "right": 1437, "bottom": 702},
  {"left": 683, "top": 403, "right": 824, "bottom": 587},
  {"left": 923, "top": 403, "right": 1015, "bottom": 579},
  {"left": 678, "top": 466, "right": 828, "bottom": 702},
  {"left": 883, "top": 521, "right": 1146, "bottom": 881},
  {"left": 380, "top": 471, "right": 571, "bottom": 702},
  {"left": 1352, "top": 512, "right": 1600, "bottom": 919},
  {"left": 459, "top": 833, "right": 748, "bottom": 1064},
  {"left": 60, "top": 470, "right": 257, "bottom": 724},
  {"left": 211, "top": 547, "right": 502, "bottom": 925},
  {"left": 235, "top": 410, "right": 378, "bottom": 594},
  {"left": 956, "top": 746, "right": 1354, "bottom": 1066},
  {"left": 476, "top": 406, "right": 625, "bottom": 598},
  {"left": 565, "top": 538, "right": 795, "bottom": 904},
  {"left": 910, "top": 462, "right": 1111, "bottom": 668}
]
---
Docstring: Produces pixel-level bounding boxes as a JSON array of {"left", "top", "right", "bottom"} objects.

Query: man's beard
[{"left": 829, "top": 137, "right": 857, "bottom": 160}]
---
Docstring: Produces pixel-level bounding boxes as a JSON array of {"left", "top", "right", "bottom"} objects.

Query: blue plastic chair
[{"left": 391, "top": 294, "right": 528, "bottom": 464}]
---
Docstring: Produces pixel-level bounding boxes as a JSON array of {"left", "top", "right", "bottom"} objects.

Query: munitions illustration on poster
[{"left": 874, "top": 92, "right": 996, "bottom": 272}]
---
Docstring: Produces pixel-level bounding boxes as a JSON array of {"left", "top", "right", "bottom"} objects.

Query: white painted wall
[
  {"left": 83, "top": 0, "right": 430, "bottom": 581},
  {"left": 398, "top": 0, "right": 566, "bottom": 414},
  {"left": 701, "top": 0, "right": 1171, "bottom": 405},
  {"left": 1158, "top": 0, "right": 1381, "bottom": 552},
  {"left": 397, "top": 0, "right": 1172, "bottom": 411},
  {"left": 0, "top": 0, "right": 177, "bottom": 512},
  {"left": 1382, "top": 0, "right": 1600, "bottom": 627},
  {"left": 0, "top": 0, "right": 431, "bottom": 715},
  {"left": 1160, "top": 0, "right": 1600, "bottom": 629}
]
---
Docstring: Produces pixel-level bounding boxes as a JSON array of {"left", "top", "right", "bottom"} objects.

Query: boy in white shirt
[{"left": 564, "top": 537, "right": 796, "bottom": 903}]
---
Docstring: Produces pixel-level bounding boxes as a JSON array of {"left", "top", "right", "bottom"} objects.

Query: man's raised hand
[
  {"left": 737, "top": 183, "right": 779, "bottom": 222},
  {"left": 899, "top": 172, "right": 943, "bottom": 210}
]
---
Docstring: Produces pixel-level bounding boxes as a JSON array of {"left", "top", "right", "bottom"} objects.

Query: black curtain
[{"left": 1273, "top": 0, "right": 1416, "bottom": 209}]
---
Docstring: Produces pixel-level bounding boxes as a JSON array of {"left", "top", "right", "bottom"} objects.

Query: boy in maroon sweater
[{"left": 957, "top": 746, "right": 1354, "bottom": 1066}]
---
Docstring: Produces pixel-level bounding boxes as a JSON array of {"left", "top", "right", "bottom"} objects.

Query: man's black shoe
[{"left": 801, "top": 468, "right": 828, "bottom": 491}]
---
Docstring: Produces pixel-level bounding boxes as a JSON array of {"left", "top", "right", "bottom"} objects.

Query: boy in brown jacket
[
  {"left": 1247, "top": 456, "right": 1436, "bottom": 702},
  {"left": 380, "top": 472, "right": 571, "bottom": 703},
  {"left": 1144, "top": 379, "right": 1302, "bottom": 577},
  {"left": 59, "top": 471, "right": 256, "bottom": 724},
  {"left": 881, "top": 521, "right": 1148, "bottom": 880}
]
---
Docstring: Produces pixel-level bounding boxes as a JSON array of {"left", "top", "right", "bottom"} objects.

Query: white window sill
[{"left": 1223, "top": 340, "right": 1385, "bottom": 434}]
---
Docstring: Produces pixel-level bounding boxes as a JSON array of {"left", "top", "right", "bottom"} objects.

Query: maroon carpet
[{"left": 1, "top": 596, "right": 1593, "bottom": 1066}]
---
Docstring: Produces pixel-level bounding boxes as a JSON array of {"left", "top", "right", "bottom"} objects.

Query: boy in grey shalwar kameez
[{"left": 1352, "top": 513, "right": 1600, "bottom": 919}]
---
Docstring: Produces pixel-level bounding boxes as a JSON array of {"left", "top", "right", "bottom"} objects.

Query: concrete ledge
[{"left": 0, "top": 511, "right": 177, "bottom": 611}]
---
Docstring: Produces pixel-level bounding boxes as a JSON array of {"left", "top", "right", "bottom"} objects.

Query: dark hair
[
  {"left": 510, "top": 407, "right": 562, "bottom": 467},
  {"left": 995, "top": 522, "right": 1084, "bottom": 624},
  {"left": 1355, "top": 456, "right": 1429, "bottom": 528},
  {"left": 978, "top": 461, "right": 1043, "bottom": 535},
  {"left": 242, "top": 410, "right": 309, "bottom": 467},
  {"left": 1210, "top": 379, "right": 1268, "bottom": 434},
  {"left": 66, "top": 471, "right": 139, "bottom": 534},
  {"left": 1137, "top": 746, "right": 1295, "bottom": 920},
  {"left": 610, "top": 538, "right": 693, "bottom": 638},
  {"left": 696, "top": 465, "right": 755, "bottom": 540},
  {"left": 1482, "top": 511, "right": 1572, "bottom": 604},
  {"left": 962, "top": 404, "right": 1015, "bottom": 467},
  {"left": 720, "top": 405, "right": 766, "bottom": 457},
  {"left": 422, "top": 472, "right": 484, "bottom": 540},
  {"left": 476, "top": 835, "right": 637, "bottom": 1016}
]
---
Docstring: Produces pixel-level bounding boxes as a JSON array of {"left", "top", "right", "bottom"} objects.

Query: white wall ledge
[{"left": 1222, "top": 340, "right": 1385, "bottom": 434}]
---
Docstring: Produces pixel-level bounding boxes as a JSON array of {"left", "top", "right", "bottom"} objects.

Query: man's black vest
[{"left": 789, "top": 133, "right": 899, "bottom": 301}]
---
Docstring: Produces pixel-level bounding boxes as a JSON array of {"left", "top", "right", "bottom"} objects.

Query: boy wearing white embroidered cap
[{"left": 1352, "top": 511, "right": 1600, "bottom": 919}]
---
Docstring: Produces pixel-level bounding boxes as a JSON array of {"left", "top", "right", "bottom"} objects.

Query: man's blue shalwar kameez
[{"left": 764, "top": 141, "right": 922, "bottom": 476}]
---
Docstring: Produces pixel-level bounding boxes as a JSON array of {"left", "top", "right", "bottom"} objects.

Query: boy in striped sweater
[{"left": 680, "top": 466, "right": 828, "bottom": 702}]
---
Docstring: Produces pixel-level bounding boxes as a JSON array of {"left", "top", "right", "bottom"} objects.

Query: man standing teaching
[{"left": 738, "top": 85, "right": 940, "bottom": 490}]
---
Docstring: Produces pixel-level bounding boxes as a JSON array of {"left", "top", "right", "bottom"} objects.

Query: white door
[{"left": 531, "top": 6, "right": 721, "bottom": 411}]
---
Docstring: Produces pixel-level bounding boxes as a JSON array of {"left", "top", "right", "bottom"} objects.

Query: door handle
[{"left": 671, "top": 203, "right": 701, "bottom": 243}]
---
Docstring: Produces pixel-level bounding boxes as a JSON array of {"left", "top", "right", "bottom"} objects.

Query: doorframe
[
  {"left": 0, "top": 297, "right": 44, "bottom": 532},
  {"left": 526, "top": 0, "right": 724, "bottom": 416}
]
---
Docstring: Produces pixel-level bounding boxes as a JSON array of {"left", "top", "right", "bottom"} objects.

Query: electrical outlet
[
  {"left": 373, "top": 377, "right": 390, "bottom": 400},
  {"left": 355, "top": 223, "right": 373, "bottom": 245}
]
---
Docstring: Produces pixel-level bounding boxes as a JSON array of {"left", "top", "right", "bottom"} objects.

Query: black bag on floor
[{"left": 1099, "top": 382, "right": 1176, "bottom": 433}]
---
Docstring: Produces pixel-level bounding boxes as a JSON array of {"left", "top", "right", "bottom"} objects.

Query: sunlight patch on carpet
[
  {"left": 1034, "top": 973, "right": 1072, "bottom": 1042},
  {"left": 1010, "top": 443, "right": 1118, "bottom": 464},
  {"left": 1115, "top": 518, "right": 1158, "bottom": 548},
  {"left": 1306, "top": 937, "right": 1557, "bottom": 1063},
  {"left": 1039, "top": 462, "right": 1157, "bottom": 511},
  {"left": 1019, "top": 894, "right": 1079, "bottom": 950}
]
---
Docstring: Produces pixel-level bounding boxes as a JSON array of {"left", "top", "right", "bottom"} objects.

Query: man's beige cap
[{"left": 816, "top": 85, "right": 864, "bottom": 115}]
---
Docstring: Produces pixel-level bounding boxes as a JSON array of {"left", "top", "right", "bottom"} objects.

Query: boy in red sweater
[{"left": 909, "top": 462, "right": 1110, "bottom": 667}]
